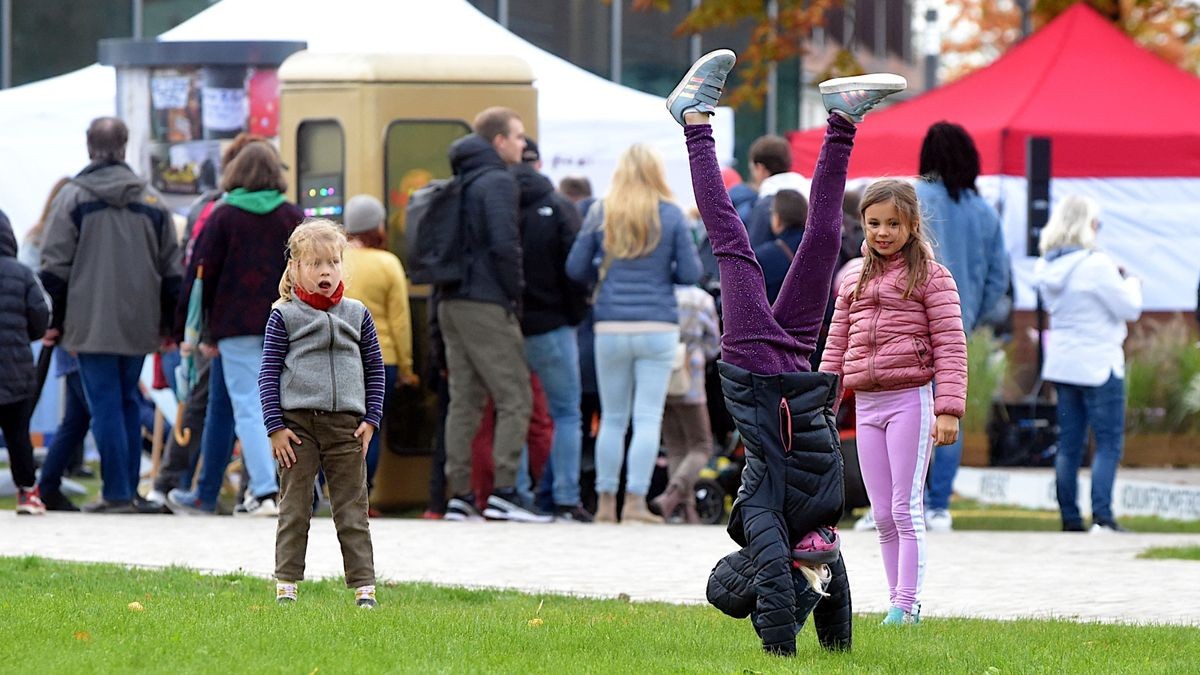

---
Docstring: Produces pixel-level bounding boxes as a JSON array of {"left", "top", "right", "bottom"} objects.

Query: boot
[
  {"left": 649, "top": 484, "right": 684, "bottom": 523},
  {"left": 621, "top": 495, "right": 661, "bottom": 524},
  {"left": 682, "top": 501, "right": 701, "bottom": 525},
  {"left": 595, "top": 492, "right": 618, "bottom": 523}
]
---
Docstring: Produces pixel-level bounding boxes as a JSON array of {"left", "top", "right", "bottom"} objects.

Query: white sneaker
[
  {"left": 234, "top": 495, "right": 279, "bottom": 517},
  {"left": 853, "top": 510, "right": 877, "bottom": 532},
  {"left": 926, "top": 509, "right": 953, "bottom": 532},
  {"left": 144, "top": 489, "right": 168, "bottom": 508}
]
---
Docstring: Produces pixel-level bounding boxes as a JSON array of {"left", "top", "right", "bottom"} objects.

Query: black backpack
[{"left": 405, "top": 177, "right": 468, "bottom": 285}]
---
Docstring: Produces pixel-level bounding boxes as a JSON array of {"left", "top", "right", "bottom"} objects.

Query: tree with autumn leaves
[{"left": 631, "top": 0, "right": 1199, "bottom": 106}]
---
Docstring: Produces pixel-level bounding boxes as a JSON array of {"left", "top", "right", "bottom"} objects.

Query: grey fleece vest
[{"left": 276, "top": 296, "right": 366, "bottom": 415}]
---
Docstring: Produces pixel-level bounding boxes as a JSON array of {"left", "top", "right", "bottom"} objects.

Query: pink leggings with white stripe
[{"left": 855, "top": 383, "right": 935, "bottom": 613}]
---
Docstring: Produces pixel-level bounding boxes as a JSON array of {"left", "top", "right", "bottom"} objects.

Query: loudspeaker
[{"left": 1026, "top": 137, "right": 1052, "bottom": 257}]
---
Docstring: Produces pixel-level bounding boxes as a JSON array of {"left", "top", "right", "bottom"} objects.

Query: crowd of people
[{"left": 0, "top": 45, "right": 1169, "bottom": 628}]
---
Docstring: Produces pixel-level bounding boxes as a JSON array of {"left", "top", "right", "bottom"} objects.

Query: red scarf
[{"left": 295, "top": 281, "right": 344, "bottom": 311}]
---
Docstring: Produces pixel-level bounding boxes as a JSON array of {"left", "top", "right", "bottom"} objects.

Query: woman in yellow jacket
[{"left": 341, "top": 195, "right": 417, "bottom": 492}]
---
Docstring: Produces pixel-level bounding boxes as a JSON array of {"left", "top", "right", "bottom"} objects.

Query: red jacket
[{"left": 820, "top": 255, "right": 968, "bottom": 417}]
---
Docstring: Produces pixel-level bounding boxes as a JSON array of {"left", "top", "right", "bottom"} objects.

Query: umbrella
[
  {"left": 173, "top": 265, "right": 203, "bottom": 446},
  {"left": 34, "top": 342, "right": 54, "bottom": 402}
]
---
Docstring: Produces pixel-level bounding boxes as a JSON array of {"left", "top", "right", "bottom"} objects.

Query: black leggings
[{"left": 0, "top": 398, "right": 37, "bottom": 489}]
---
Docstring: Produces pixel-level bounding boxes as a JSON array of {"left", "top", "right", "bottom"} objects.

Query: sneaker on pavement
[
  {"left": 853, "top": 510, "right": 877, "bottom": 532},
  {"left": 144, "top": 489, "right": 168, "bottom": 508},
  {"left": 39, "top": 487, "right": 79, "bottom": 512},
  {"left": 554, "top": 503, "right": 594, "bottom": 523},
  {"left": 276, "top": 581, "right": 297, "bottom": 605},
  {"left": 81, "top": 499, "right": 137, "bottom": 514},
  {"left": 443, "top": 494, "right": 482, "bottom": 522},
  {"left": 16, "top": 487, "right": 46, "bottom": 515},
  {"left": 819, "top": 73, "right": 907, "bottom": 123},
  {"left": 166, "top": 488, "right": 217, "bottom": 515},
  {"left": 926, "top": 508, "right": 953, "bottom": 532},
  {"left": 133, "top": 496, "right": 169, "bottom": 514},
  {"left": 355, "top": 585, "right": 378, "bottom": 609},
  {"left": 420, "top": 509, "right": 445, "bottom": 520},
  {"left": 1062, "top": 521, "right": 1087, "bottom": 532},
  {"left": 484, "top": 488, "right": 554, "bottom": 523},
  {"left": 666, "top": 49, "right": 736, "bottom": 126},
  {"left": 1091, "top": 520, "right": 1129, "bottom": 533},
  {"left": 234, "top": 493, "right": 279, "bottom": 517}
]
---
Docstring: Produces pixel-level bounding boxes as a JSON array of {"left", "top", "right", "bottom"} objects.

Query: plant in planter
[
  {"left": 1122, "top": 316, "right": 1200, "bottom": 465},
  {"left": 961, "top": 327, "right": 1006, "bottom": 465}
]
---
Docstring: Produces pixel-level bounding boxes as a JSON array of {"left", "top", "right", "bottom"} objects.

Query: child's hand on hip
[
  {"left": 932, "top": 414, "right": 959, "bottom": 446},
  {"left": 270, "top": 428, "right": 301, "bottom": 468},
  {"left": 354, "top": 422, "right": 375, "bottom": 456}
]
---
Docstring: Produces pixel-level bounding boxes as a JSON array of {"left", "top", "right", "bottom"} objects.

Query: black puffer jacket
[
  {"left": 442, "top": 134, "right": 522, "bottom": 313},
  {"left": 0, "top": 209, "right": 50, "bottom": 405},
  {"left": 513, "top": 163, "right": 587, "bottom": 335},
  {"left": 707, "top": 361, "right": 851, "bottom": 655}
]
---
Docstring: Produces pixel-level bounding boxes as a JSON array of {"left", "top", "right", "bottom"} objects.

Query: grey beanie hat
[{"left": 343, "top": 194, "right": 386, "bottom": 234}]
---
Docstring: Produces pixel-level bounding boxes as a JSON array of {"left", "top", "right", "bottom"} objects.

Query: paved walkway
[{"left": 4, "top": 514, "right": 1199, "bottom": 626}]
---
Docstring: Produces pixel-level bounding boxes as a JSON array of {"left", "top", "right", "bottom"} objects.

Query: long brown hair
[
  {"left": 25, "top": 177, "right": 71, "bottom": 245},
  {"left": 602, "top": 144, "right": 673, "bottom": 259},
  {"left": 221, "top": 141, "right": 287, "bottom": 193},
  {"left": 854, "top": 179, "right": 931, "bottom": 300}
]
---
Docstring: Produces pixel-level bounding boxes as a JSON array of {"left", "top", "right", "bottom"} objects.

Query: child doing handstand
[
  {"left": 667, "top": 49, "right": 905, "bottom": 655},
  {"left": 259, "top": 219, "right": 385, "bottom": 608}
]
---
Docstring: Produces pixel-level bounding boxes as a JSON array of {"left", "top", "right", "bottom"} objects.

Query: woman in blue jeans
[
  {"left": 1034, "top": 195, "right": 1142, "bottom": 532},
  {"left": 567, "top": 144, "right": 702, "bottom": 523}
]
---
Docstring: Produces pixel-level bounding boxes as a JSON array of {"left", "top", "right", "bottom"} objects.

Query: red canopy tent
[{"left": 788, "top": 3, "right": 1200, "bottom": 179}]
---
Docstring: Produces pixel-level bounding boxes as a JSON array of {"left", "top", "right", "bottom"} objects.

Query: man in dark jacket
[
  {"left": 752, "top": 189, "right": 807, "bottom": 305},
  {"left": 513, "top": 140, "right": 591, "bottom": 522},
  {"left": 438, "top": 107, "right": 543, "bottom": 522},
  {"left": 742, "top": 135, "right": 810, "bottom": 248},
  {"left": 40, "top": 117, "right": 182, "bottom": 513}
]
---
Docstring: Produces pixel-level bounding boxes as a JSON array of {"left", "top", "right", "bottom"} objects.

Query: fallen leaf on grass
[
  {"left": 127, "top": 602, "right": 145, "bottom": 612},
  {"left": 528, "top": 618, "right": 544, "bottom": 628},
  {"left": 73, "top": 631, "right": 91, "bottom": 642}
]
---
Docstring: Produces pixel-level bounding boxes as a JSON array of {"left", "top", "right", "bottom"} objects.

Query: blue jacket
[
  {"left": 566, "top": 202, "right": 702, "bottom": 324},
  {"left": 753, "top": 228, "right": 804, "bottom": 305},
  {"left": 917, "top": 180, "right": 1009, "bottom": 333}
]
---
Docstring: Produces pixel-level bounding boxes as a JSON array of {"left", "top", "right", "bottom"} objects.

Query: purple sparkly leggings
[{"left": 684, "top": 114, "right": 854, "bottom": 375}]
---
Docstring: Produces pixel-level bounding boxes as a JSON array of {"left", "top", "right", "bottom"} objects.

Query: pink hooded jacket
[{"left": 820, "top": 253, "right": 968, "bottom": 417}]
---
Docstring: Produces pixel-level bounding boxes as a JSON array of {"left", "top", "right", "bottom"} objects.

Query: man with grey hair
[{"left": 40, "top": 116, "right": 182, "bottom": 513}]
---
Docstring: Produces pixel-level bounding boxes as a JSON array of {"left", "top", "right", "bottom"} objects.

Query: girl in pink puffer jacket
[{"left": 819, "top": 179, "right": 967, "bottom": 626}]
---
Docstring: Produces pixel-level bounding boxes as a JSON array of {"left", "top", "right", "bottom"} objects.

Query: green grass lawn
[
  {"left": 1137, "top": 546, "right": 1200, "bottom": 561},
  {"left": 1, "top": 557, "right": 1197, "bottom": 674}
]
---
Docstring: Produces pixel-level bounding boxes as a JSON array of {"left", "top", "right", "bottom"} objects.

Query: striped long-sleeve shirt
[{"left": 259, "top": 303, "right": 386, "bottom": 434}]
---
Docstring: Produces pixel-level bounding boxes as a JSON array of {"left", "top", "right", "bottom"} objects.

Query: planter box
[
  {"left": 1122, "top": 433, "right": 1200, "bottom": 467},
  {"left": 961, "top": 430, "right": 989, "bottom": 467}
]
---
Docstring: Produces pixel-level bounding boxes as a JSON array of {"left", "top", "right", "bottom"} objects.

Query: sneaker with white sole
[
  {"left": 819, "top": 73, "right": 907, "bottom": 123},
  {"left": 166, "top": 488, "right": 217, "bottom": 515},
  {"left": 234, "top": 494, "right": 279, "bottom": 517},
  {"left": 276, "top": 581, "right": 297, "bottom": 605},
  {"left": 853, "top": 510, "right": 877, "bottom": 532},
  {"left": 144, "top": 489, "right": 168, "bottom": 509},
  {"left": 355, "top": 585, "right": 377, "bottom": 608},
  {"left": 665, "top": 49, "right": 736, "bottom": 126},
  {"left": 484, "top": 488, "right": 554, "bottom": 523},
  {"left": 926, "top": 508, "right": 953, "bottom": 532},
  {"left": 882, "top": 604, "right": 921, "bottom": 625},
  {"left": 16, "top": 487, "right": 46, "bottom": 515},
  {"left": 444, "top": 494, "right": 483, "bottom": 522}
]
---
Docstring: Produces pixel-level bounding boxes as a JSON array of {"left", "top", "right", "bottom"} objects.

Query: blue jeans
[
  {"left": 217, "top": 336, "right": 278, "bottom": 499},
  {"left": 38, "top": 371, "right": 91, "bottom": 494},
  {"left": 593, "top": 330, "right": 679, "bottom": 496},
  {"left": 193, "top": 355, "right": 238, "bottom": 508},
  {"left": 76, "top": 353, "right": 145, "bottom": 503},
  {"left": 1055, "top": 374, "right": 1126, "bottom": 526},
  {"left": 525, "top": 326, "right": 583, "bottom": 506},
  {"left": 926, "top": 435, "right": 962, "bottom": 511},
  {"left": 365, "top": 365, "right": 398, "bottom": 490}
]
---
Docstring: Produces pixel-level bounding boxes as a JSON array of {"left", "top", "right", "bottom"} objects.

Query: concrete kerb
[{"left": 3, "top": 514, "right": 1198, "bottom": 626}]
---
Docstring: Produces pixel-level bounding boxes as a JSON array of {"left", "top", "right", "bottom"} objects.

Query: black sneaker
[
  {"left": 484, "top": 488, "right": 554, "bottom": 523},
  {"left": 444, "top": 494, "right": 483, "bottom": 522},
  {"left": 40, "top": 487, "right": 80, "bottom": 512},
  {"left": 133, "top": 497, "right": 169, "bottom": 514},
  {"left": 554, "top": 503, "right": 594, "bottom": 523},
  {"left": 1062, "top": 521, "right": 1086, "bottom": 532},
  {"left": 82, "top": 499, "right": 137, "bottom": 514}
]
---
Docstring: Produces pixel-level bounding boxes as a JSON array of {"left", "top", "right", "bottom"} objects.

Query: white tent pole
[
  {"left": 766, "top": 0, "right": 778, "bottom": 135},
  {"left": 610, "top": 0, "right": 622, "bottom": 83}
]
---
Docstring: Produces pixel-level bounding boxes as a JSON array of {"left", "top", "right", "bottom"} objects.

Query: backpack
[{"left": 405, "top": 177, "right": 468, "bottom": 285}]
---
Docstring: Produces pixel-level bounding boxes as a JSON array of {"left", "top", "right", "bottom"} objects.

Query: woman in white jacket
[{"left": 1034, "top": 195, "right": 1142, "bottom": 533}]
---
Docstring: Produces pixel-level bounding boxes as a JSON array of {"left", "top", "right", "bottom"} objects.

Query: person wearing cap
[{"left": 340, "top": 194, "right": 416, "bottom": 495}]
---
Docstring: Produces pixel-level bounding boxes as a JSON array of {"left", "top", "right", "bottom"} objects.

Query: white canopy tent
[{"left": 0, "top": 0, "right": 733, "bottom": 240}]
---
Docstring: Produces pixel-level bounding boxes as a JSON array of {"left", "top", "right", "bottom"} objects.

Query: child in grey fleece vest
[{"left": 258, "top": 219, "right": 385, "bottom": 608}]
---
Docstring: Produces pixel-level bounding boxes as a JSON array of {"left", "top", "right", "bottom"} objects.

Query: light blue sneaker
[
  {"left": 666, "top": 49, "right": 736, "bottom": 126},
  {"left": 819, "top": 73, "right": 907, "bottom": 123},
  {"left": 881, "top": 605, "right": 921, "bottom": 626}
]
